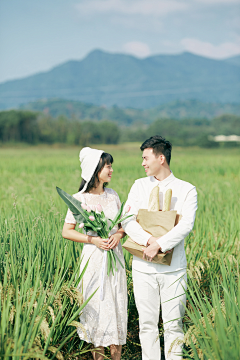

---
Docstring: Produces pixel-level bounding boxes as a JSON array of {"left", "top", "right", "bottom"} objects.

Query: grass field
[{"left": 0, "top": 144, "right": 239, "bottom": 359}]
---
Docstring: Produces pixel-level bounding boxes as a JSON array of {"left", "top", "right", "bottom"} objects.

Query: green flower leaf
[{"left": 56, "top": 187, "right": 86, "bottom": 223}]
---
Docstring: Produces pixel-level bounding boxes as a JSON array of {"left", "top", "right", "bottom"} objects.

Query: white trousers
[{"left": 132, "top": 268, "right": 187, "bottom": 360}]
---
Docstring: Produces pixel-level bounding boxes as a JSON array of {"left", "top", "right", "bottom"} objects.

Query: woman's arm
[
  {"left": 62, "top": 223, "right": 109, "bottom": 250},
  {"left": 108, "top": 227, "right": 126, "bottom": 250}
]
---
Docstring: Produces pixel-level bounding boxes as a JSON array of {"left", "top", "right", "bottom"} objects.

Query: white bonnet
[{"left": 79, "top": 147, "right": 104, "bottom": 193}]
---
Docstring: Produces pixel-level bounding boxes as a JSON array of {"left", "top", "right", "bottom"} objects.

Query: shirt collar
[{"left": 151, "top": 172, "right": 175, "bottom": 188}]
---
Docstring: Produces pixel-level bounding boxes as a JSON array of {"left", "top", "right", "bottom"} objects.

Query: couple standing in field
[{"left": 62, "top": 135, "right": 198, "bottom": 360}]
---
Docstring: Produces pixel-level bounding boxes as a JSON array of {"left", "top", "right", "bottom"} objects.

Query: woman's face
[{"left": 98, "top": 163, "right": 113, "bottom": 183}]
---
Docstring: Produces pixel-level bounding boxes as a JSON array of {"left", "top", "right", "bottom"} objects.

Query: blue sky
[{"left": 0, "top": 0, "right": 240, "bottom": 83}]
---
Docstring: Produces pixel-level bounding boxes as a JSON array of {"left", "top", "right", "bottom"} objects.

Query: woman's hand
[
  {"left": 91, "top": 236, "right": 109, "bottom": 250},
  {"left": 108, "top": 232, "right": 123, "bottom": 250}
]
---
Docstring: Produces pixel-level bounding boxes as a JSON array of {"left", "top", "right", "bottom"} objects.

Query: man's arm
[
  {"left": 143, "top": 187, "right": 198, "bottom": 259},
  {"left": 122, "top": 182, "right": 152, "bottom": 246}
]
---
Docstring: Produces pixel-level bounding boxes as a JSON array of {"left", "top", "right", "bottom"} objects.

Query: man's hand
[
  {"left": 143, "top": 242, "right": 173, "bottom": 261},
  {"left": 143, "top": 242, "right": 161, "bottom": 261},
  {"left": 147, "top": 236, "right": 158, "bottom": 246}
]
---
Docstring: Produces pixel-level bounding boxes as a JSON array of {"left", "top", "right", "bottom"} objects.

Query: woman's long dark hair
[{"left": 79, "top": 152, "right": 114, "bottom": 193}]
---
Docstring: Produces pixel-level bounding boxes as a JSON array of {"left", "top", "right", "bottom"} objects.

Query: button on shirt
[{"left": 122, "top": 173, "right": 198, "bottom": 274}]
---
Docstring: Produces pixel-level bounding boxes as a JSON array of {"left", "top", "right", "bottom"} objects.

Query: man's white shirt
[{"left": 122, "top": 172, "right": 198, "bottom": 274}]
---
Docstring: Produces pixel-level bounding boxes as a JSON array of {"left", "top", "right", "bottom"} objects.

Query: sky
[{"left": 0, "top": 0, "right": 240, "bottom": 83}]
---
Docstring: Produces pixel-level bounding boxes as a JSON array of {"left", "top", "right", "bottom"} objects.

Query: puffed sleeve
[{"left": 65, "top": 208, "right": 77, "bottom": 225}]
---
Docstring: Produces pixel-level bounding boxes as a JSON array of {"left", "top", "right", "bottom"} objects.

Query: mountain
[
  {"left": 1, "top": 50, "right": 240, "bottom": 109},
  {"left": 19, "top": 99, "right": 240, "bottom": 124}
]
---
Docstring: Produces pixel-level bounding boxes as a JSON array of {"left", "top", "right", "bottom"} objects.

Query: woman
[{"left": 62, "top": 147, "right": 127, "bottom": 360}]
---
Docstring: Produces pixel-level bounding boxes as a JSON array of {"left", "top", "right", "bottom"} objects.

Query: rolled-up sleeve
[
  {"left": 157, "top": 187, "right": 198, "bottom": 252},
  {"left": 122, "top": 182, "right": 152, "bottom": 246}
]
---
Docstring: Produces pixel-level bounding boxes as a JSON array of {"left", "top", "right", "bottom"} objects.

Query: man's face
[{"left": 142, "top": 148, "right": 163, "bottom": 177}]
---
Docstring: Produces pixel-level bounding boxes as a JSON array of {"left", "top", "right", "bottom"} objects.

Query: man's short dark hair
[{"left": 140, "top": 135, "right": 172, "bottom": 165}]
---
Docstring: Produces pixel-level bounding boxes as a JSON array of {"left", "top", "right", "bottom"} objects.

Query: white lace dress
[{"left": 65, "top": 188, "right": 128, "bottom": 347}]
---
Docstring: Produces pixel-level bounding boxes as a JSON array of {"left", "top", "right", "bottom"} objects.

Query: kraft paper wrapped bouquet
[{"left": 123, "top": 187, "right": 180, "bottom": 266}]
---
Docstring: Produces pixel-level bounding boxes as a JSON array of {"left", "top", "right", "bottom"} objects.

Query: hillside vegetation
[
  {"left": 0, "top": 109, "right": 240, "bottom": 148},
  {"left": 19, "top": 99, "right": 240, "bottom": 124},
  {"left": 1, "top": 50, "right": 240, "bottom": 109}
]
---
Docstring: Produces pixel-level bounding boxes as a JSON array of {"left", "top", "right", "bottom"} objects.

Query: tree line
[
  {"left": 0, "top": 111, "right": 120, "bottom": 146},
  {"left": 0, "top": 110, "right": 239, "bottom": 147}
]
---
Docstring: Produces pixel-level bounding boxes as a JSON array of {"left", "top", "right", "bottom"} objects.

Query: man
[{"left": 122, "top": 136, "right": 198, "bottom": 360}]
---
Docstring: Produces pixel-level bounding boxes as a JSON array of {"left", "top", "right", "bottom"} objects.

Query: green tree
[
  {"left": 212, "top": 114, "right": 240, "bottom": 135},
  {"left": 97, "top": 121, "right": 120, "bottom": 144},
  {"left": 0, "top": 110, "right": 38, "bottom": 143}
]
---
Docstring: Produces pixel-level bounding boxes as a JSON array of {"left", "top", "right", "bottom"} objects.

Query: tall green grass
[
  {"left": 0, "top": 145, "right": 239, "bottom": 359},
  {"left": 184, "top": 259, "right": 240, "bottom": 359},
  {"left": 0, "top": 201, "right": 98, "bottom": 359}
]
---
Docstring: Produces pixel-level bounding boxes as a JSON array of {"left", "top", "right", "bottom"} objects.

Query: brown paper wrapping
[{"left": 123, "top": 210, "right": 181, "bottom": 266}]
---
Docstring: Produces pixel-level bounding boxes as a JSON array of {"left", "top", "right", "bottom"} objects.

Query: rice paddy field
[{"left": 0, "top": 144, "right": 240, "bottom": 359}]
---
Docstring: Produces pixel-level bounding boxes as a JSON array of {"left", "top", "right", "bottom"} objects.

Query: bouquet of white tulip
[{"left": 56, "top": 187, "right": 132, "bottom": 276}]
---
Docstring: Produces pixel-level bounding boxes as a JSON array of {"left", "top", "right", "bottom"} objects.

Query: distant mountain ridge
[
  {"left": 1, "top": 50, "right": 240, "bottom": 109},
  {"left": 19, "top": 98, "right": 240, "bottom": 125}
]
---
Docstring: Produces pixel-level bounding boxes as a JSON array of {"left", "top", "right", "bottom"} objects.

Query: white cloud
[
  {"left": 122, "top": 41, "right": 151, "bottom": 58},
  {"left": 181, "top": 38, "right": 240, "bottom": 59},
  {"left": 75, "top": 0, "right": 188, "bottom": 16}
]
